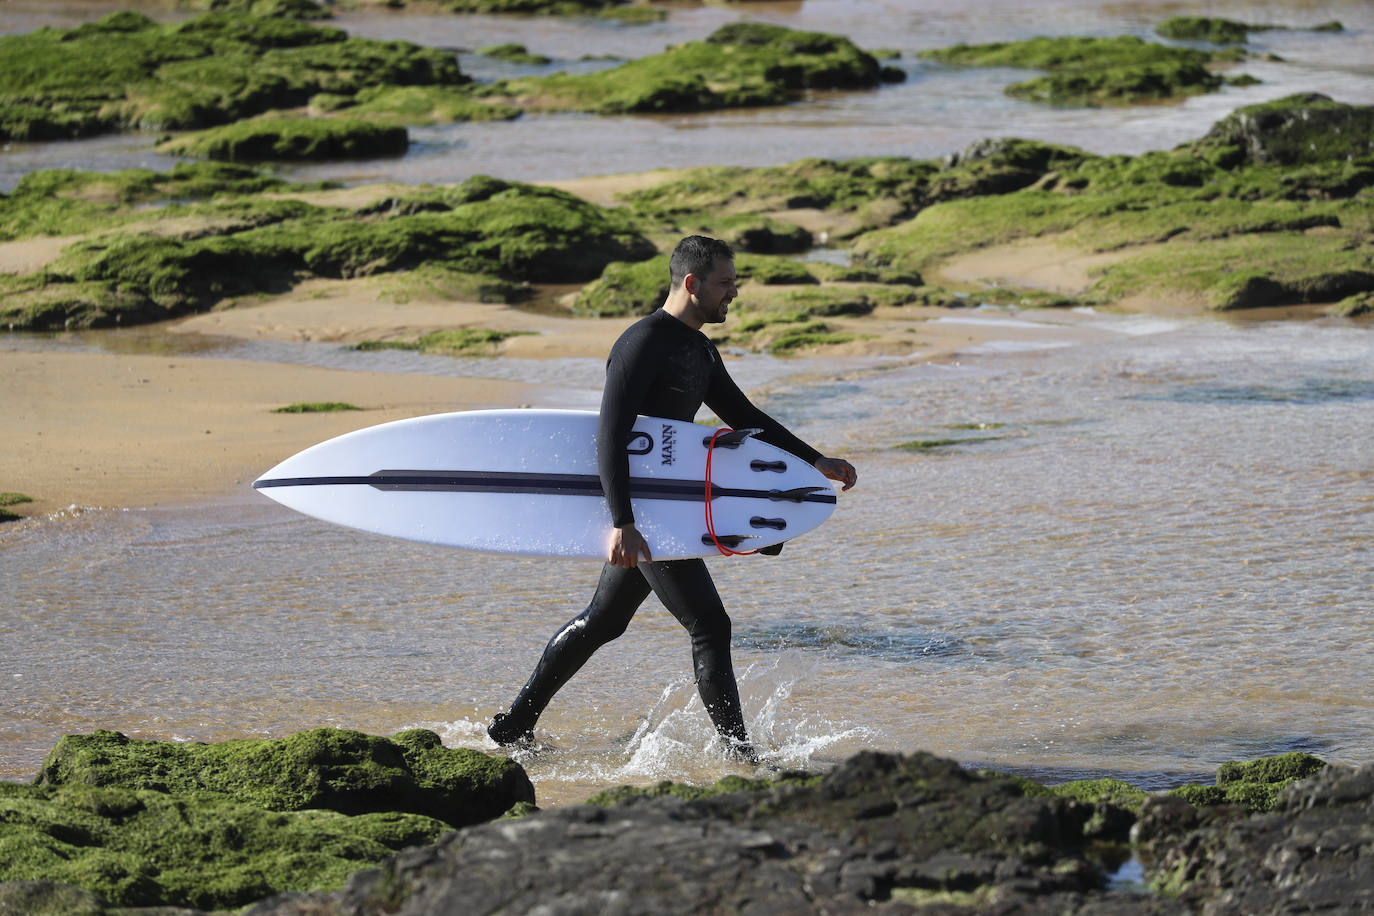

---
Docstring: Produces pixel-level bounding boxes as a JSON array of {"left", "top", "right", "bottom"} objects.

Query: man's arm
[
  {"left": 705, "top": 344, "right": 857, "bottom": 490},
  {"left": 598, "top": 326, "right": 657, "bottom": 567}
]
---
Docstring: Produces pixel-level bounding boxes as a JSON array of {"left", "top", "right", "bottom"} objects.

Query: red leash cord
[{"left": 704, "top": 427, "right": 756, "bottom": 556}]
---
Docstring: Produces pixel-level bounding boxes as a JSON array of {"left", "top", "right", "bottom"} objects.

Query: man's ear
[{"left": 682, "top": 272, "right": 699, "bottom": 297}]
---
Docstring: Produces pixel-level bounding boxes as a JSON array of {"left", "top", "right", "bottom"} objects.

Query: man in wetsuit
[{"left": 487, "top": 235, "right": 857, "bottom": 758}]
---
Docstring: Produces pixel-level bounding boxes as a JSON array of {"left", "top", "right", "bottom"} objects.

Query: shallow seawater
[
  {"left": 5, "top": 312, "right": 1371, "bottom": 805},
  {"left": 2, "top": 0, "right": 1372, "bottom": 804}
]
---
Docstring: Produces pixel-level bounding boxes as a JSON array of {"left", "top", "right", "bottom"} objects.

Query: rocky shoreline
[{"left": 1, "top": 729, "right": 1368, "bottom": 914}]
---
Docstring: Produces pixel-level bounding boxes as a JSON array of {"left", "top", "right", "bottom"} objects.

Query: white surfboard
[{"left": 252, "top": 409, "right": 836, "bottom": 559}]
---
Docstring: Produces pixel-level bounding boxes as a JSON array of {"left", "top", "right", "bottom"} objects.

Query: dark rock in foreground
[
  {"left": 1137, "top": 763, "right": 1374, "bottom": 912},
  {"left": 245, "top": 751, "right": 1374, "bottom": 915},
  {"left": 249, "top": 752, "right": 1151, "bottom": 914}
]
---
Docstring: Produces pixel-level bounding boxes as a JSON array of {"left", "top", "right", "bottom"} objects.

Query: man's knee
[{"left": 578, "top": 603, "right": 632, "bottom": 645}]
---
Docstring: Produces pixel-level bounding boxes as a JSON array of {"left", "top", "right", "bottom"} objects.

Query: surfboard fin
[
  {"left": 767, "top": 485, "right": 828, "bottom": 503},
  {"left": 703, "top": 428, "right": 762, "bottom": 450}
]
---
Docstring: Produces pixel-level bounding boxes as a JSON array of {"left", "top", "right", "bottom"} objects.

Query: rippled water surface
[
  {"left": 2, "top": 0, "right": 1372, "bottom": 803},
  {"left": 5, "top": 313, "right": 1371, "bottom": 801}
]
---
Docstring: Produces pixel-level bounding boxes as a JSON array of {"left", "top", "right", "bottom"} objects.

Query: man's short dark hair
[{"left": 669, "top": 236, "right": 734, "bottom": 290}]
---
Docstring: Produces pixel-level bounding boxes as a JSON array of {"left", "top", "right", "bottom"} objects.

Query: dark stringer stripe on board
[{"left": 252, "top": 469, "right": 836, "bottom": 505}]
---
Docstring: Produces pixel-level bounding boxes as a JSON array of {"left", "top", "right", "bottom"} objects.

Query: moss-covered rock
[
  {"left": 919, "top": 35, "right": 1237, "bottom": 106},
  {"left": 572, "top": 253, "right": 669, "bottom": 317},
  {"left": 0, "top": 727, "right": 537, "bottom": 910},
  {"left": 734, "top": 253, "right": 819, "bottom": 285},
  {"left": 350, "top": 328, "right": 535, "bottom": 355},
  {"left": 339, "top": 85, "right": 521, "bottom": 125},
  {"left": 36, "top": 727, "right": 533, "bottom": 828},
  {"left": 0, "top": 492, "right": 35, "bottom": 523},
  {"left": 483, "top": 22, "right": 893, "bottom": 115},
  {"left": 446, "top": 0, "right": 626, "bottom": 12},
  {"left": 852, "top": 100, "right": 1374, "bottom": 311},
  {"left": 159, "top": 116, "right": 409, "bottom": 161},
  {"left": 1156, "top": 16, "right": 1343, "bottom": 44},
  {"left": 0, "top": 11, "right": 466, "bottom": 141},
  {"left": 1162, "top": 752, "right": 1328, "bottom": 813},
  {"left": 1331, "top": 290, "right": 1374, "bottom": 317},
  {"left": 2, "top": 176, "right": 655, "bottom": 330},
  {"left": 0, "top": 780, "right": 451, "bottom": 910},
  {"left": 1188, "top": 92, "right": 1374, "bottom": 166},
  {"left": 623, "top": 157, "right": 941, "bottom": 236},
  {"left": 0, "top": 162, "right": 315, "bottom": 241},
  {"left": 180, "top": 0, "right": 333, "bottom": 18},
  {"left": 479, "top": 42, "right": 552, "bottom": 65},
  {"left": 1156, "top": 16, "right": 1253, "bottom": 45}
]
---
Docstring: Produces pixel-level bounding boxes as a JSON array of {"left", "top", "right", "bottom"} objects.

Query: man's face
[{"left": 691, "top": 257, "right": 738, "bottom": 324}]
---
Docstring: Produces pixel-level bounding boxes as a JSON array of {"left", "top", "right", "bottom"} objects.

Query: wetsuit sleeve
[
  {"left": 704, "top": 345, "right": 823, "bottom": 465},
  {"left": 598, "top": 330, "right": 658, "bottom": 528}
]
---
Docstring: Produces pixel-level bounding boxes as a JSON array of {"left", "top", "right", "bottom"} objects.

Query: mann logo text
[{"left": 660, "top": 423, "right": 676, "bottom": 466}]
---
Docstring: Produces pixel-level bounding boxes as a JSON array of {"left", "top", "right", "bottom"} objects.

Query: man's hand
[
  {"left": 814, "top": 456, "right": 857, "bottom": 491},
  {"left": 608, "top": 524, "right": 653, "bottom": 567}
]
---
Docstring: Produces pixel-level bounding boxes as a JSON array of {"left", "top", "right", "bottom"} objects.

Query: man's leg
[
  {"left": 488, "top": 563, "right": 649, "bottom": 745},
  {"left": 638, "top": 558, "right": 753, "bottom": 757}
]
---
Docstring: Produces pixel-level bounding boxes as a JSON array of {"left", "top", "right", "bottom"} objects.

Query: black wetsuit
[{"left": 492, "top": 309, "right": 821, "bottom": 748}]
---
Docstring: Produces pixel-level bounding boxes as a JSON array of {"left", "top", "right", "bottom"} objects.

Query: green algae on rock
[
  {"left": 0, "top": 162, "right": 320, "bottom": 241},
  {"left": 482, "top": 22, "right": 897, "bottom": 115},
  {"left": 1, "top": 176, "right": 654, "bottom": 330},
  {"left": 918, "top": 35, "right": 1243, "bottom": 106},
  {"left": 1157, "top": 15, "right": 1253, "bottom": 44},
  {"left": 1156, "top": 15, "right": 1344, "bottom": 44},
  {"left": 1, "top": 727, "right": 535, "bottom": 910},
  {"left": 159, "top": 117, "right": 410, "bottom": 161},
  {"left": 478, "top": 42, "right": 552, "bottom": 65},
  {"left": 350, "top": 328, "right": 536, "bottom": 355},
  {"left": 342, "top": 85, "right": 521, "bottom": 125},
  {"left": 179, "top": 0, "right": 333, "bottom": 18},
  {"left": 851, "top": 96, "right": 1374, "bottom": 312},
  {"left": 0, "top": 781, "right": 451, "bottom": 910},
  {"left": 0, "top": 492, "right": 35, "bottom": 523},
  {"left": 35, "top": 727, "right": 533, "bottom": 827},
  {"left": 1187, "top": 92, "right": 1374, "bottom": 166},
  {"left": 1165, "top": 751, "right": 1328, "bottom": 812},
  {"left": 273, "top": 401, "right": 362, "bottom": 412},
  {"left": 446, "top": 0, "right": 626, "bottom": 12},
  {"left": 0, "top": 11, "right": 466, "bottom": 141},
  {"left": 572, "top": 253, "right": 670, "bottom": 316}
]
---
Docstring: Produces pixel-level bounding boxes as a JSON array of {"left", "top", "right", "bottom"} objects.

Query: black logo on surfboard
[
  {"left": 626, "top": 431, "right": 653, "bottom": 455},
  {"left": 661, "top": 424, "right": 676, "bottom": 466}
]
